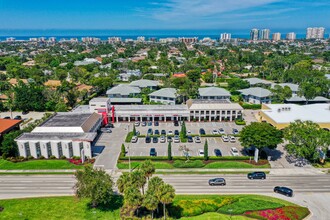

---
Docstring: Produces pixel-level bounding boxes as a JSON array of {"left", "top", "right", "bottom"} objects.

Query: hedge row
[
  {"left": 119, "top": 156, "right": 250, "bottom": 161},
  {"left": 241, "top": 104, "right": 262, "bottom": 110}
]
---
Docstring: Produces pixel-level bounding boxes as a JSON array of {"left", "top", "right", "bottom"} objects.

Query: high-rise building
[
  {"left": 108, "top": 37, "right": 122, "bottom": 44},
  {"left": 286, "top": 32, "right": 296, "bottom": 41},
  {"left": 137, "top": 36, "right": 145, "bottom": 42},
  {"left": 48, "top": 37, "right": 56, "bottom": 42},
  {"left": 272, "top": 33, "right": 281, "bottom": 41},
  {"left": 178, "top": 37, "right": 198, "bottom": 44},
  {"left": 260, "top": 29, "right": 270, "bottom": 40},
  {"left": 306, "top": 27, "right": 325, "bottom": 39},
  {"left": 250, "top": 29, "right": 259, "bottom": 41},
  {"left": 220, "top": 33, "right": 231, "bottom": 42},
  {"left": 6, "top": 37, "right": 15, "bottom": 42}
]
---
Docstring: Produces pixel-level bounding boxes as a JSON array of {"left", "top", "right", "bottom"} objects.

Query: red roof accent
[{"left": 0, "top": 119, "right": 22, "bottom": 134}]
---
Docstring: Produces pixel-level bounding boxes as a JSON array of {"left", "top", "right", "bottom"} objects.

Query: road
[{"left": 1, "top": 174, "right": 330, "bottom": 219}]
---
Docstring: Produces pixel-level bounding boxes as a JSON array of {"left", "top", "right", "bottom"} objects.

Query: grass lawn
[
  {"left": 179, "top": 212, "right": 251, "bottom": 220},
  {"left": 313, "top": 162, "right": 330, "bottom": 168},
  {"left": 0, "top": 159, "right": 83, "bottom": 170},
  {"left": 117, "top": 161, "right": 174, "bottom": 169}
]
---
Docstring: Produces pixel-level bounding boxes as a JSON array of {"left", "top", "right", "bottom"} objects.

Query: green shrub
[
  {"left": 28, "top": 156, "right": 34, "bottom": 160},
  {"left": 173, "top": 160, "right": 205, "bottom": 168},
  {"left": 60, "top": 155, "right": 67, "bottom": 159},
  {"left": 72, "top": 156, "right": 81, "bottom": 160},
  {"left": 39, "top": 156, "right": 45, "bottom": 160},
  {"left": 119, "top": 156, "right": 250, "bottom": 161},
  {"left": 125, "top": 131, "right": 134, "bottom": 143},
  {"left": 241, "top": 103, "right": 261, "bottom": 109},
  {"left": 49, "top": 155, "right": 56, "bottom": 159},
  {"left": 235, "top": 119, "right": 246, "bottom": 125},
  {"left": 121, "top": 144, "right": 126, "bottom": 157}
]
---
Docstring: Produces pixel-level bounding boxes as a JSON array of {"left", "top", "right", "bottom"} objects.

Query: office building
[
  {"left": 272, "top": 33, "right": 281, "bottom": 41},
  {"left": 250, "top": 29, "right": 259, "bottom": 41},
  {"left": 220, "top": 33, "right": 231, "bottom": 42},
  {"left": 260, "top": 29, "right": 270, "bottom": 40},
  {"left": 306, "top": 27, "right": 325, "bottom": 39},
  {"left": 286, "top": 32, "right": 296, "bottom": 41}
]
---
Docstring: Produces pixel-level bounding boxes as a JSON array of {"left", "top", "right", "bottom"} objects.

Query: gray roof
[
  {"left": 71, "top": 105, "right": 90, "bottom": 113},
  {"left": 244, "top": 78, "right": 272, "bottom": 85},
  {"left": 286, "top": 96, "right": 329, "bottom": 102},
  {"left": 238, "top": 87, "right": 272, "bottom": 98},
  {"left": 149, "top": 88, "right": 177, "bottom": 98},
  {"left": 187, "top": 99, "right": 243, "bottom": 110},
  {"left": 90, "top": 97, "right": 110, "bottom": 103},
  {"left": 39, "top": 113, "right": 94, "bottom": 127},
  {"left": 271, "top": 83, "right": 299, "bottom": 92},
  {"left": 198, "top": 87, "right": 231, "bottom": 97},
  {"left": 129, "top": 79, "right": 159, "bottom": 88},
  {"left": 110, "top": 98, "right": 142, "bottom": 103},
  {"left": 16, "top": 132, "right": 97, "bottom": 141},
  {"left": 106, "top": 84, "right": 141, "bottom": 96}
]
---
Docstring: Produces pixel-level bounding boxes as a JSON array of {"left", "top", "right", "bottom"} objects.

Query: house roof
[
  {"left": 271, "top": 83, "right": 299, "bottom": 92},
  {"left": 198, "top": 87, "right": 231, "bottom": 97},
  {"left": 172, "top": 73, "right": 186, "bottom": 78},
  {"left": 110, "top": 98, "right": 142, "bottom": 103},
  {"left": 9, "top": 78, "right": 28, "bottom": 85},
  {"left": 44, "top": 80, "right": 61, "bottom": 87},
  {"left": 0, "top": 119, "right": 22, "bottom": 134},
  {"left": 106, "top": 84, "right": 141, "bottom": 96},
  {"left": 129, "top": 79, "right": 159, "bottom": 88},
  {"left": 149, "top": 88, "right": 177, "bottom": 99},
  {"left": 244, "top": 78, "right": 272, "bottom": 85},
  {"left": 286, "top": 96, "right": 329, "bottom": 102},
  {"left": 238, "top": 87, "right": 272, "bottom": 98}
]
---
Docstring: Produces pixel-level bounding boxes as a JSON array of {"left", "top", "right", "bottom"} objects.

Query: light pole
[{"left": 127, "top": 144, "right": 131, "bottom": 174}]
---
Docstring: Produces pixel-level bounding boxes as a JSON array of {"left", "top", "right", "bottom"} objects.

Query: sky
[{"left": 0, "top": 0, "right": 329, "bottom": 31}]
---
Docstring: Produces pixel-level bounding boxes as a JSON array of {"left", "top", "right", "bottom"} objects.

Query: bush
[
  {"left": 49, "top": 155, "right": 56, "bottom": 159},
  {"left": 72, "top": 156, "right": 81, "bottom": 160},
  {"left": 125, "top": 131, "right": 134, "bottom": 143},
  {"left": 241, "top": 103, "right": 261, "bottom": 109},
  {"left": 235, "top": 119, "right": 246, "bottom": 125},
  {"left": 173, "top": 160, "right": 205, "bottom": 168},
  {"left": 119, "top": 156, "right": 251, "bottom": 161},
  {"left": 39, "top": 155, "right": 45, "bottom": 160},
  {"left": 28, "top": 156, "right": 34, "bottom": 160},
  {"left": 60, "top": 155, "right": 67, "bottom": 159}
]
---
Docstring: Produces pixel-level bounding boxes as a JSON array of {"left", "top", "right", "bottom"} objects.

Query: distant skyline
[{"left": 1, "top": 0, "right": 330, "bottom": 30}]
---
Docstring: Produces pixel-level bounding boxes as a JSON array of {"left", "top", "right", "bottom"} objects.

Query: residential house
[
  {"left": 244, "top": 78, "right": 272, "bottom": 86},
  {"left": 149, "top": 88, "right": 178, "bottom": 105},
  {"left": 198, "top": 87, "right": 231, "bottom": 100},
  {"left": 106, "top": 84, "right": 141, "bottom": 98},
  {"left": 238, "top": 87, "right": 272, "bottom": 104},
  {"left": 129, "top": 79, "right": 160, "bottom": 90}
]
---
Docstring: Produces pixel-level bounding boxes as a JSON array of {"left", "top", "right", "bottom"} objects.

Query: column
[
  {"left": 116, "top": 115, "right": 119, "bottom": 122},
  {"left": 199, "top": 112, "right": 201, "bottom": 122},
  {"left": 140, "top": 116, "right": 142, "bottom": 122}
]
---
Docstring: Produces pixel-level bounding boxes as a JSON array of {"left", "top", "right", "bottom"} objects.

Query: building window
[
  {"left": 206, "top": 111, "right": 209, "bottom": 114},
  {"left": 46, "top": 142, "right": 52, "bottom": 157},
  {"left": 211, "top": 111, "right": 215, "bottom": 114},
  {"left": 68, "top": 142, "right": 73, "bottom": 158},
  {"left": 24, "top": 143, "right": 31, "bottom": 157},
  {"left": 216, "top": 111, "right": 220, "bottom": 114},
  {"left": 232, "top": 111, "right": 236, "bottom": 114},
  {"left": 100, "top": 105, "right": 106, "bottom": 107},
  {"left": 201, "top": 111, "right": 204, "bottom": 114},
  {"left": 91, "top": 104, "right": 96, "bottom": 106},
  {"left": 222, "top": 111, "right": 225, "bottom": 114},
  {"left": 227, "top": 111, "right": 231, "bottom": 114},
  {"left": 190, "top": 111, "right": 194, "bottom": 114},
  {"left": 36, "top": 142, "right": 41, "bottom": 158},
  {"left": 57, "top": 142, "right": 63, "bottom": 157}
]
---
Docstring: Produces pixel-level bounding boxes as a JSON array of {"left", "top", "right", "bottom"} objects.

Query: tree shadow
[
  {"left": 264, "top": 148, "right": 283, "bottom": 161},
  {"left": 86, "top": 195, "right": 124, "bottom": 212}
]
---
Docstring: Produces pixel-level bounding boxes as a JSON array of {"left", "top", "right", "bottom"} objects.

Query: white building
[
  {"left": 250, "top": 29, "right": 259, "bottom": 41},
  {"left": 198, "top": 87, "right": 231, "bottom": 100},
  {"left": 15, "top": 113, "right": 102, "bottom": 159},
  {"left": 272, "top": 33, "right": 281, "bottom": 41},
  {"left": 286, "top": 32, "right": 296, "bottom": 41},
  {"left": 306, "top": 27, "right": 325, "bottom": 39},
  {"left": 89, "top": 97, "right": 111, "bottom": 113},
  {"left": 220, "top": 33, "right": 231, "bottom": 42},
  {"left": 149, "top": 88, "right": 178, "bottom": 105},
  {"left": 238, "top": 87, "right": 272, "bottom": 104},
  {"left": 260, "top": 29, "right": 270, "bottom": 40}
]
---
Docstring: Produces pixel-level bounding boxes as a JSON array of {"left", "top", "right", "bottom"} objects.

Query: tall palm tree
[
  {"left": 158, "top": 184, "right": 175, "bottom": 220},
  {"left": 143, "top": 192, "right": 159, "bottom": 219},
  {"left": 140, "top": 160, "right": 155, "bottom": 181},
  {"left": 116, "top": 172, "right": 131, "bottom": 194},
  {"left": 124, "top": 186, "right": 143, "bottom": 217},
  {"left": 131, "top": 170, "right": 147, "bottom": 195}
]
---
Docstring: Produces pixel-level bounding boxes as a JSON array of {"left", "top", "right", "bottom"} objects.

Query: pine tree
[
  {"left": 167, "top": 141, "right": 172, "bottom": 161},
  {"left": 204, "top": 139, "right": 208, "bottom": 161}
]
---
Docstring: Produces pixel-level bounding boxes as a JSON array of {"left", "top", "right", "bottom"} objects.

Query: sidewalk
[{"left": 0, "top": 169, "right": 76, "bottom": 173}]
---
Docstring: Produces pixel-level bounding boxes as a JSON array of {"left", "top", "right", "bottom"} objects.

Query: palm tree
[
  {"left": 124, "top": 186, "right": 143, "bottom": 217},
  {"left": 131, "top": 170, "right": 147, "bottom": 195},
  {"left": 158, "top": 184, "right": 175, "bottom": 220},
  {"left": 148, "top": 176, "right": 165, "bottom": 214},
  {"left": 140, "top": 160, "right": 155, "bottom": 181},
  {"left": 116, "top": 172, "right": 131, "bottom": 194},
  {"left": 143, "top": 192, "right": 159, "bottom": 219}
]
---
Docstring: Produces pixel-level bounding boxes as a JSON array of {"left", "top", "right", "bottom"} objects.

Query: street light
[{"left": 127, "top": 144, "right": 131, "bottom": 174}]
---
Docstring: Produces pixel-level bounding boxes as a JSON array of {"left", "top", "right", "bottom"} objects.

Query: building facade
[
  {"left": 272, "top": 33, "right": 281, "bottom": 41},
  {"left": 306, "top": 27, "right": 325, "bottom": 39},
  {"left": 286, "top": 32, "right": 296, "bottom": 41}
]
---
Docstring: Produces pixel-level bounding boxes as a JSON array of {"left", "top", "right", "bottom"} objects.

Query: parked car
[
  {"left": 152, "top": 136, "right": 158, "bottom": 143},
  {"left": 199, "top": 128, "right": 206, "bottom": 135},
  {"left": 229, "top": 136, "right": 236, "bottom": 143},
  {"left": 3, "top": 116, "right": 11, "bottom": 119},
  {"left": 232, "top": 128, "right": 239, "bottom": 135},
  {"left": 131, "top": 136, "right": 138, "bottom": 143},
  {"left": 160, "top": 136, "right": 166, "bottom": 143},
  {"left": 174, "top": 121, "right": 179, "bottom": 126},
  {"left": 219, "top": 128, "right": 225, "bottom": 134},
  {"left": 195, "top": 136, "right": 201, "bottom": 143},
  {"left": 187, "top": 130, "right": 191, "bottom": 135},
  {"left": 147, "top": 128, "right": 153, "bottom": 135},
  {"left": 230, "top": 147, "right": 239, "bottom": 156},
  {"left": 222, "top": 135, "right": 229, "bottom": 142},
  {"left": 146, "top": 136, "right": 151, "bottom": 143},
  {"left": 198, "top": 149, "right": 204, "bottom": 157},
  {"left": 214, "top": 149, "right": 222, "bottom": 157},
  {"left": 274, "top": 186, "right": 293, "bottom": 197},
  {"left": 161, "top": 129, "right": 166, "bottom": 135},
  {"left": 150, "top": 148, "right": 157, "bottom": 156},
  {"left": 141, "top": 121, "right": 147, "bottom": 126},
  {"left": 148, "top": 121, "right": 152, "bottom": 126},
  {"left": 134, "top": 121, "right": 140, "bottom": 126},
  {"left": 168, "top": 130, "right": 173, "bottom": 135},
  {"left": 174, "top": 135, "right": 180, "bottom": 143},
  {"left": 212, "top": 129, "right": 219, "bottom": 135},
  {"left": 22, "top": 111, "right": 29, "bottom": 115},
  {"left": 187, "top": 136, "right": 193, "bottom": 142},
  {"left": 208, "top": 178, "right": 226, "bottom": 186},
  {"left": 14, "top": 115, "right": 22, "bottom": 120},
  {"left": 247, "top": 172, "right": 266, "bottom": 180},
  {"left": 154, "top": 129, "right": 160, "bottom": 135},
  {"left": 154, "top": 121, "right": 159, "bottom": 126},
  {"left": 167, "top": 136, "right": 172, "bottom": 142},
  {"left": 174, "top": 130, "right": 179, "bottom": 135}
]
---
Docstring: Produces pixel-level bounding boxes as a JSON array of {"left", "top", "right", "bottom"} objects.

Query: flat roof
[
  {"left": 0, "top": 119, "right": 22, "bottom": 134},
  {"left": 90, "top": 97, "right": 110, "bottom": 103},
  {"left": 16, "top": 132, "right": 97, "bottom": 141},
  {"left": 198, "top": 87, "right": 230, "bottom": 97},
  {"left": 115, "top": 105, "right": 187, "bottom": 111},
  {"left": 262, "top": 104, "right": 330, "bottom": 124},
  {"left": 39, "top": 113, "right": 93, "bottom": 127},
  {"left": 187, "top": 100, "right": 243, "bottom": 110},
  {"left": 238, "top": 87, "right": 272, "bottom": 98},
  {"left": 71, "top": 105, "right": 90, "bottom": 113},
  {"left": 110, "top": 98, "right": 142, "bottom": 103}
]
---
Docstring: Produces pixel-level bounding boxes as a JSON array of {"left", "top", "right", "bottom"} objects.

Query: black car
[
  {"left": 214, "top": 149, "right": 222, "bottom": 157},
  {"left": 152, "top": 136, "right": 158, "bottom": 143},
  {"left": 147, "top": 128, "right": 153, "bottom": 135},
  {"left": 22, "top": 111, "right": 29, "bottom": 115},
  {"left": 199, "top": 128, "right": 206, "bottom": 135},
  {"left": 14, "top": 115, "right": 22, "bottom": 120},
  {"left": 150, "top": 148, "right": 157, "bottom": 156},
  {"left": 105, "top": 123, "right": 114, "bottom": 128},
  {"left": 232, "top": 128, "right": 239, "bottom": 135},
  {"left": 187, "top": 136, "right": 193, "bottom": 142},
  {"left": 208, "top": 178, "right": 226, "bottom": 186},
  {"left": 3, "top": 116, "right": 11, "bottom": 119},
  {"left": 274, "top": 186, "right": 293, "bottom": 197},
  {"left": 161, "top": 130, "right": 166, "bottom": 135},
  {"left": 146, "top": 136, "right": 151, "bottom": 143},
  {"left": 167, "top": 136, "right": 172, "bottom": 142},
  {"left": 154, "top": 121, "right": 159, "bottom": 126},
  {"left": 247, "top": 172, "right": 266, "bottom": 180},
  {"left": 174, "top": 130, "right": 179, "bottom": 135},
  {"left": 154, "top": 129, "right": 160, "bottom": 135},
  {"left": 174, "top": 121, "right": 179, "bottom": 126}
]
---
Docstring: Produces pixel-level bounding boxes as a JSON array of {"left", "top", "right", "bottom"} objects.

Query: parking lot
[{"left": 124, "top": 121, "right": 245, "bottom": 157}]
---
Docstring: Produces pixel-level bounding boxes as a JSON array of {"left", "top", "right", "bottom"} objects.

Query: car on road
[
  {"left": 168, "top": 130, "right": 173, "bottom": 135},
  {"left": 150, "top": 148, "right": 157, "bottom": 156},
  {"left": 214, "top": 149, "right": 222, "bottom": 157},
  {"left": 208, "top": 178, "right": 226, "bottom": 186},
  {"left": 160, "top": 136, "right": 166, "bottom": 143},
  {"left": 131, "top": 136, "right": 138, "bottom": 143},
  {"left": 167, "top": 136, "right": 172, "bottom": 142},
  {"left": 148, "top": 121, "right": 152, "bottom": 126},
  {"left": 154, "top": 129, "right": 160, "bottom": 135},
  {"left": 161, "top": 129, "right": 166, "bottom": 135},
  {"left": 198, "top": 149, "right": 204, "bottom": 157},
  {"left": 230, "top": 147, "right": 239, "bottom": 156},
  {"left": 141, "top": 121, "right": 147, "bottom": 126},
  {"left": 146, "top": 136, "right": 151, "bottom": 143},
  {"left": 134, "top": 121, "right": 140, "bottom": 126},
  {"left": 247, "top": 172, "right": 266, "bottom": 180},
  {"left": 195, "top": 136, "right": 201, "bottom": 143},
  {"left": 174, "top": 135, "right": 180, "bottom": 143},
  {"left": 229, "top": 136, "right": 236, "bottom": 143},
  {"left": 187, "top": 136, "right": 193, "bottom": 142},
  {"left": 152, "top": 136, "right": 158, "bottom": 143},
  {"left": 154, "top": 121, "right": 159, "bottom": 126},
  {"left": 219, "top": 128, "right": 225, "bottom": 134},
  {"left": 232, "top": 128, "right": 239, "bottom": 135},
  {"left": 274, "top": 186, "right": 293, "bottom": 197},
  {"left": 199, "top": 128, "right": 206, "bottom": 135},
  {"left": 212, "top": 129, "right": 219, "bottom": 135},
  {"left": 174, "top": 130, "right": 179, "bottom": 135},
  {"left": 174, "top": 121, "right": 179, "bottom": 126},
  {"left": 14, "top": 115, "right": 22, "bottom": 120},
  {"left": 222, "top": 135, "right": 229, "bottom": 142}
]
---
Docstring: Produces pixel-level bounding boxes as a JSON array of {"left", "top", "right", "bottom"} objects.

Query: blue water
[{"left": 0, "top": 29, "right": 312, "bottom": 41}]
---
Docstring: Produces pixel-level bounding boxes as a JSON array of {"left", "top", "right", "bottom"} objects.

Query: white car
[
  {"left": 229, "top": 136, "right": 236, "bottom": 143},
  {"left": 168, "top": 130, "right": 173, "bottom": 135},
  {"left": 160, "top": 136, "right": 166, "bottom": 143},
  {"left": 131, "top": 136, "right": 138, "bottom": 143},
  {"left": 230, "top": 147, "right": 239, "bottom": 156},
  {"left": 212, "top": 129, "right": 219, "bottom": 135},
  {"left": 222, "top": 135, "right": 229, "bottom": 142},
  {"left": 174, "top": 135, "right": 180, "bottom": 143},
  {"left": 195, "top": 136, "right": 202, "bottom": 143},
  {"left": 198, "top": 149, "right": 204, "bottom": 157},
  {"left": 219, "top": 128, "right": 225, "bottom": 134},
  {"left": 187, "top": 130, "right": 192, "bottom": 135},
  {"left": 134, "top": 121, "right": 140, "bottom": 126}
]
